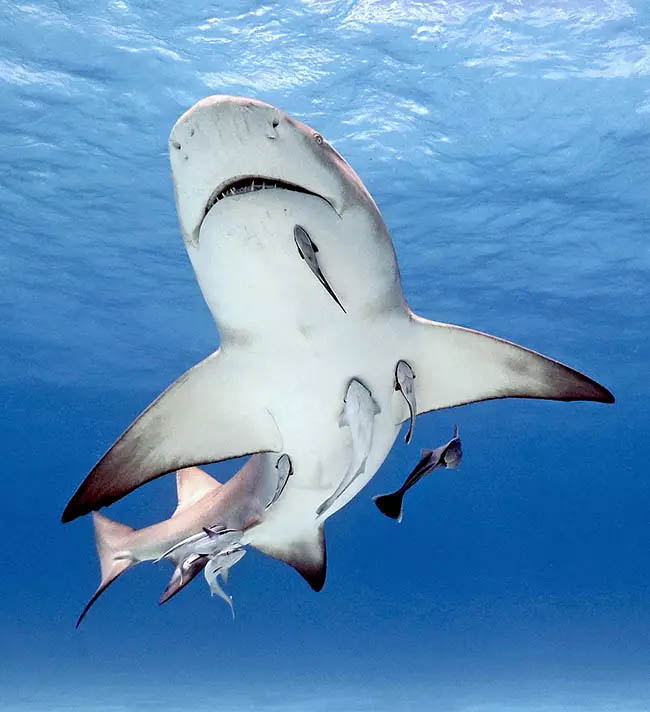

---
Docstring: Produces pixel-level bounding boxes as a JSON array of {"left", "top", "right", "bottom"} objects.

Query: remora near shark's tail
[{"left": 76, "top": 512, "right": 137, "bottom": 627}]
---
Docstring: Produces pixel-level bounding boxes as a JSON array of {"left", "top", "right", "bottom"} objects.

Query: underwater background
[{"left": 1, "top": 1, "right": 649, "bottom": 710}]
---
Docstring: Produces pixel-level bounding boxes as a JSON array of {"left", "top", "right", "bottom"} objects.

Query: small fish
[
  {"left": 265, "top": 453, "right": 293, "bottom": 509},
  {"left": 373, "top": 425, "right": 461, "bottom": 523},
  {"left": 192, "top": 528, "right": 243, "bottom": 557},
  {"left": 294, "top": 224, "right": 346, "bottom": 313},
  {"left": 395, "top": 360, "right": 416, "bottom": 444},
  {"left": 317, "top": 379, "right": 381, "bottom": 517},
  {"left": 155, "top": 523, "right": 229, "bottom": 562},
  {"left": 204, "top": 549, "right": 247, "bottom": 618}
]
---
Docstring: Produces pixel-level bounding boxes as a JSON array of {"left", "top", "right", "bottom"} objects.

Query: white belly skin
[{"left": 188, "top": 189, "right": 413, "bottom": 550}]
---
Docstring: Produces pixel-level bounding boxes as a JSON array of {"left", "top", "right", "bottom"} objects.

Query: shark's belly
[
  {"left": 189, "top": 186, "right": 412, "bottom": 546},
  {"left": 235, "top": 312, "right": 412, "bottom": 549}
]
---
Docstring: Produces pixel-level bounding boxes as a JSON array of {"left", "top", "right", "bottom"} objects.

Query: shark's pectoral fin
[
  {"left": 159, "top": 554, "right": 208, "bottom": 605},
  {"left": 62, "top": 349, "right": 283, "bottom": 522},
  {"left": 253, "top": 526, "right": 327, "bottom": 592},
  {"left": 405, "top": 315, "right": 614, "bottom": 413}
]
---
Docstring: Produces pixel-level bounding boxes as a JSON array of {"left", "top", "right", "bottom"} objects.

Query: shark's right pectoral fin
[
  {"left": 252, "top": 526, "right": 327, "bottom": 592},
  {"left": 405, "top": 314, "right": 614, "bottom": 413},
  {"left": 62, "top": 349, "right": 283, "bottom": 523}
]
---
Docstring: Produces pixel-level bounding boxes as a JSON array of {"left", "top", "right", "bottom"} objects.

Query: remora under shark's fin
[
  {"left": 159, "top": 554, "right": 208, "bottom": 605},
  {"left": 405, "top": 315, "right": 614, "bottom": 412},
  {"left": 62, "top": 350, "right": 283, "bottom": 522},
  {"left": 253, "top": 526, "right": 327, "bottom": 592},
  {"left": 172, "top": 467, "right": 222, "bottom": 517},
  {"left": 76, "top": 513, "right": 136, "bottom": 627}
]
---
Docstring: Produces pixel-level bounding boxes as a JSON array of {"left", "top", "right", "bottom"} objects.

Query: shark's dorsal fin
[
  {"left": 173, "top": 467, "right": 222, "bottom": 517},
  {"left": 252, "top": 526, "right": 327, "bottom": 592}
]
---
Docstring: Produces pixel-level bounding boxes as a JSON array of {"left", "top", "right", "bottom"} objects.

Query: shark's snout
[{"left": 170, "top": 95, "right": 352, "bottom": 245}]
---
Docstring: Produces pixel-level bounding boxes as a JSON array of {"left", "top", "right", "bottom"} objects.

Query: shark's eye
[{"left": 313, "top": 132, "right": 323, "bottom": 145}]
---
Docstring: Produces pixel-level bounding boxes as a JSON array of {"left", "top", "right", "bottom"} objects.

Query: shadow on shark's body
[{"left": 63, "top": 96, "right": 613, "bottom": 616}]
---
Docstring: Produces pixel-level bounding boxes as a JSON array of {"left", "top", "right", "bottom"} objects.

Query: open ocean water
[{"left": 1, "top": 1, "right": 649, "bottom": 710}]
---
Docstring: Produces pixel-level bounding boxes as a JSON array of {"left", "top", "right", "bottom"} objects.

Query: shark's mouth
[{"left": 202, "top": 176, "right": 335, "bottom": 226}]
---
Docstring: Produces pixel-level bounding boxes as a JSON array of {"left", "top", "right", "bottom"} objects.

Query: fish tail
[
  {"left": 76, "top": 512, "right": 136, "bottom": 627},
  {"left": 372, "top": 491, "right": 405, "bottom": 522}
]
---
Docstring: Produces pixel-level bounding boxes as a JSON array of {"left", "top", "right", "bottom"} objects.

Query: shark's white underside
[{"left": 63, "top": 96, "right": 613, "bottom": 602}]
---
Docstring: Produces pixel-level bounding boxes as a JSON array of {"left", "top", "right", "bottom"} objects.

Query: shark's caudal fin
[
  {"left": 76, "top": 513, "right": 136, "bottom": 627},
  {"left": 372, "top": 492, "right": 404, "bottom": 522},
  {"left": 253, "top": 526, "right": 327, "bottom": 592},
  {"left": 406, "top": 315, "right": 614, "bottom": 412},
  {"left": 62, "top": 349, "right": 283, "bottom": 522}
]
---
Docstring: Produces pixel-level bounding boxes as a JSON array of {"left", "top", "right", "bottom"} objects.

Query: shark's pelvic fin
[
  {"left": 407, "top": 315, "right": 614, "bottom": 411},
  {"left": 62, "top": 350, "right": 283, "bottom": 522},
  {"left": 172, "top": 467, "right": 222, "bottom": 518},
  {"left": 253, "top": 526, "right": 327, "bottom": 592},
  {"left": 76, "top": 512, "right": 136, "bottom": 627}
]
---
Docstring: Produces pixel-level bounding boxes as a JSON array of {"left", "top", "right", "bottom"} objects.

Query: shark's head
[
  {"left": 168, "top": 95, "right": 405, "bottom": 335},
  {"left": 169, "top": 95, "right": 379, "bottom": 245}
]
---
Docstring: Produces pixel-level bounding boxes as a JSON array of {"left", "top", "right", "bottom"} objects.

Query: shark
[
  {"left": 62, "top": 95, "right": 613, "bottom": 603},
  {"left": 76, "top": 454, "right": 283, "bottom": 626}
]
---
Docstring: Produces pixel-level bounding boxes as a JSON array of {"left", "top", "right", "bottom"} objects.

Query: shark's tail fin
[
  {"left": 76, "top": 512, "right": 136, "bottom": 628},
  {"left": 373, "top": 491, "right": 405, "bottom": 522}
]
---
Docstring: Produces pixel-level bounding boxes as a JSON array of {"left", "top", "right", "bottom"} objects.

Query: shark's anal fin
[
  {"left": 252, "top": 526, "right": 327, "bottom": 592},
  {"left": 76, "top": 513, "right": 136, "bottom": 628},
  {"left": 62, "top": 349, "right": 283, "bottom": 522},
  {"left": 406, "top": 315, "right": 614, "bottom": 412}
]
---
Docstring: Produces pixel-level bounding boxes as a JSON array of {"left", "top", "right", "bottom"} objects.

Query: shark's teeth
[{"left": 203, "top": 177, "right": 322, "bottom": 218}]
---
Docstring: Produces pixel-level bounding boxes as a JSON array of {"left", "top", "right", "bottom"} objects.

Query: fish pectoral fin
[
  {"left": 62, "top": 349, "right": 283, "bottom": 522},
  {"left": 405, "top": 314, "right": 614, "bottom": 413},
  {"left": 252, "top": 526, "right": 327, "bottom": 592}
]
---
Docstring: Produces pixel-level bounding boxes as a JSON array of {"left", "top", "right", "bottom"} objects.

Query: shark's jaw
[{"left": 202, "top": 176, "right": 337, "bottom": 230}]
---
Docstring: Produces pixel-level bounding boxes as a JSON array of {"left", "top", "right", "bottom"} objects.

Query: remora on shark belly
[{"left": 63, "top": 95, "right": 613, "bottom": 604}]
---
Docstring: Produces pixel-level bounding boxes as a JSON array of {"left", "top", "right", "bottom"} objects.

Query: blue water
[{"left": 1, "top": 1, "right": 649, "bottom": 710}]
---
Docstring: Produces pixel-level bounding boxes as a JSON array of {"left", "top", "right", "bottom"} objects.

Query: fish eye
[{"left": 313, "top": 132, "right": 323, "bottom": 145}]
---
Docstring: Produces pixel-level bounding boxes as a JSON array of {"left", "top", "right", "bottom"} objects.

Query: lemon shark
[
  {"left": 62, "top": 95, "right": 613, "bottom": 601},
  {"left": 76, "top": 457, "right": 281, "bottom": 626}
]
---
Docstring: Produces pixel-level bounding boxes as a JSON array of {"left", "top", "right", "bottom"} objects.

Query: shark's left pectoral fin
[
  {"left": 405, "top": 315, "right": 614, "bottom": 413},
  {"left": 62, "top": 349, "right": 283, "bottom": 523},
  {"left": 253, "top": 526, "right": 327, "bottom": 592}
]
